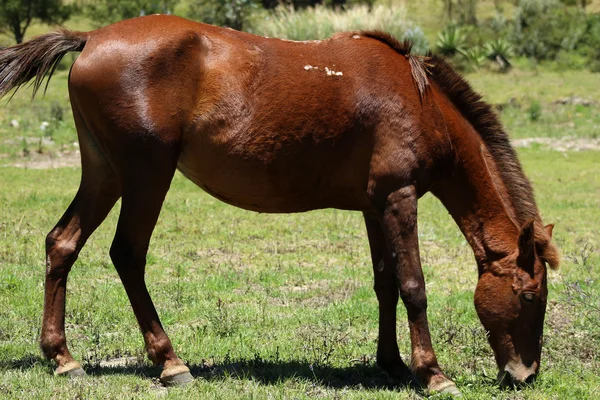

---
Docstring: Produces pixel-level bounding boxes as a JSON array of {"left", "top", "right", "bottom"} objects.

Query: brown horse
[{"left": 0, "top": 15, "right": 559, "bottom": 395}]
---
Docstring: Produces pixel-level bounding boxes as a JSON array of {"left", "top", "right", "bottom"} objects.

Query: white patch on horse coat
[
  {"left": 325, "top": 67, "right": 343, "bottom": 77},
  {"left": 303, "top": 65, "right": 343, "bottom": 77},
  {"left": 278, "top": 38, "right": 323, "bottom": 44}
]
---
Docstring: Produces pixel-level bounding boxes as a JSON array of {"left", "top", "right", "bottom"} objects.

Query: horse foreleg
[
  {"left": 109, "top": 153, "right": 192, "bottom": 386},
  {"left": 380, "top": 186, "right": 460, "bottom": 396},
  {"left": 363, "top": 212, "right": 416, "bottom": 385}
]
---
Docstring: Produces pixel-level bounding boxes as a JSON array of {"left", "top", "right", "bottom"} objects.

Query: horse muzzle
[{"left": 498, "top": 359, "right": 538, "bottom": 387}]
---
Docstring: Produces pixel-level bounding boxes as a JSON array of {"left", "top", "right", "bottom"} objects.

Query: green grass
[
  {"left": 0, "top": 148, "right": 599, "bottom": 398},
  {"left": 466, "top": 69, "right": 600, "bottom": 139},
  {"left": 0, "top": 71, "right": 76, "bottom": 162},
  {"left": 466, "top": 68, "right": 600, "bottom": 105}
]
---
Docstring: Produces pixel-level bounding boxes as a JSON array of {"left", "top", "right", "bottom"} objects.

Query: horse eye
[{"left": 522, "top": 292, "right": 535, "bottom": 302}]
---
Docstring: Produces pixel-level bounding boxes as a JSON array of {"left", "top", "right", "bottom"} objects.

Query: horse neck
[{"left": 431, "top": 118, "right": 523, "bottom": 271}]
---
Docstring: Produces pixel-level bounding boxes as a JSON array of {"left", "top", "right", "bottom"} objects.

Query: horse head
[{"left": 474, "top": 220, "right": 559, "bottom": 386}]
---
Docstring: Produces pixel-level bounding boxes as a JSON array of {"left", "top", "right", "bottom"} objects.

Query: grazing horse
[{"left": 0, "top": 14, "right": 559, "bottom": 395}]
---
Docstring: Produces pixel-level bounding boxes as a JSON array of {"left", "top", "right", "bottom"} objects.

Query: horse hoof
[
  {"left": 55, "top": 361, "right": 86, "bottom": 378},
  {"left": 429, "top": 378, "right": 462, "bottom": 397},
  {"left": 160, "top": 366, "right": 193, "bottom": 387},
  {"left": 66, "top": 367, "right": 87, "bottom": 378}
]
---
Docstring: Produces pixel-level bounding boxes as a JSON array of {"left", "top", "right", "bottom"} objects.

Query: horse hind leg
[
  {"left": 41, "top": 110, "right": 121, "bottom": 376},
  {"left": 106, "top": 133, "right": 192, "bottom": 386}
]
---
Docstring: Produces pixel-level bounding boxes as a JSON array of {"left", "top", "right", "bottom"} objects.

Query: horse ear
[
  {"left": 544, "top": 224, "right": 554, "bottom": 239},
  {"left": 518, "top": 220, "right": 536, "bottom": 274}
]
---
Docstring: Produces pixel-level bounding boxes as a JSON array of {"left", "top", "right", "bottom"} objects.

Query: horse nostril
[
  {"left": 524, "top": 374, "right": 537, "bottom": 385},
  {"left": 497, "top": 371, "right": 512, "bottom": 388},
  {"left": 512, "top": 373, "right": 537, "bottom": 388}
]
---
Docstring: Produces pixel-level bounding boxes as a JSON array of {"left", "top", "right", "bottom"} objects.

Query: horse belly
[
  {"left": 176, "top": 131, "right": 371, "bottom": 213},
  {"left": 178, "top": 154, "right": 316, "bottom": 212}
]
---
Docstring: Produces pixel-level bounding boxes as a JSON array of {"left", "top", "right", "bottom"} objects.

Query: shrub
[
  {"left": 249, "top": 5, "right": 428, "bottom": 54},
  {"left": 485, "top": 38, "right": 513, "bottom": 71},
  {"left": 528, "top": 100, "right": 542, "bottom": 122},
  {"left": 435, "top": 25, "right": 467, "bottom": 57},
  {"left": 511, "top": 0, "right": 588, "bottom": 60},
  {"left": 83, "top": 0, "right": 179, "bottom": 25},
  {"left": 462, "top": 46, "right": 488, "bottom": 70},
  {"left": 189, "top": 0, "right": 258, "bottom": 30},
  {"left": 582, "top": 13, "right": 600, "bottom": 72}
]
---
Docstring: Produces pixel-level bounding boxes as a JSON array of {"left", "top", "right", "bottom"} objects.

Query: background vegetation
[{"left": 0, "top": 0, "right": 599, "bottom": 399}]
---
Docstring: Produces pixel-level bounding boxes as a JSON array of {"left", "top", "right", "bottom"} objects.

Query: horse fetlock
[
  {"left": 377, "top": 354, "right": 413, "bottom": 380},
  {"left": 40, "top": 332, "right": 66, "bottom": 360},
  {"left": 144, "top": 335, "right": 176, "bottom": 366}
]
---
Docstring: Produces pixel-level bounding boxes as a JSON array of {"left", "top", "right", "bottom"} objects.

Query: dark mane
[
  {"left": 427, "top": 54, "right": 539, "bottom": 225},
  {"left": 359, "top": 30, "right": 413, "bottom": 56}
]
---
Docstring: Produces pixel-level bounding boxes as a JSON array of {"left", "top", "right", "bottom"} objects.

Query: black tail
[{"left": 0, "top": 29, "right": 88, "bottom": 99}]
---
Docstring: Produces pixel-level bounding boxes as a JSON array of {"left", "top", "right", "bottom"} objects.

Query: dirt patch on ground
[
  {"left": 4, "top": 150, "right": 81, "bottom": 169},
  {"left": 98, "top": 356, "right": 141, "bottom": 369},
  {"left": 512, "top": 137, "right": 600, "bottom": 152}
]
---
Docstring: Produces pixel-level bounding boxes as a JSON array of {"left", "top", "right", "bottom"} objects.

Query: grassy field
[
  {"left": 1, "top": 147, "right": 599, "bottom": 399},
  {"left": 0, "top": 7, "right": 599, "bottom": 399}
]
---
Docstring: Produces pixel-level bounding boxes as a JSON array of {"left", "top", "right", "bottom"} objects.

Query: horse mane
[{"left": 425, "top": 54, "right": 539, "bottom": 225}]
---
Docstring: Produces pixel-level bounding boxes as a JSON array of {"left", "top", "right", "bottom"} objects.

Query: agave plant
[
  {"left": 463, "top": 46, "right": 488, "bottom": 70},
  {"left": 485, "top": 38, "right": 513, "bottom": 71},
  {"left": 436, "top": 25, "right": 467, "bottom": 57}
]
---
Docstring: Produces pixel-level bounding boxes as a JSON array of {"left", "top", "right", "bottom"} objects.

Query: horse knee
[
  {"left": 374, "top": 281, "right": 399, "bottom": 303},
  {"left": 109, "top": 239, "right": 146, "bottom": 274},
  {"left": 399, "top": 278, "right": 427, "bottom": 312}
]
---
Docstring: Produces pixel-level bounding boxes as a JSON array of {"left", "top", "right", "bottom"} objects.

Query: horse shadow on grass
[
  {"left": 1, "top": 354, "right": 502, "bottom": 395},
  {"left": 0, "top": 354, "right": 424, "bottom": 393},
  {"left": 192, "top": 358, "right": 413, "bottom": 391},
  {"left": 0, "top": 354, "right": 51, "bottom": 370},
  {"left": 95, "top": 358, "right": 421, "bottom": 392}
]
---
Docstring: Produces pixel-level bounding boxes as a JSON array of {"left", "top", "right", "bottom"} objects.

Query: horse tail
[{"left": 0, "top": 29, "right": 88, "bottom": 99}]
